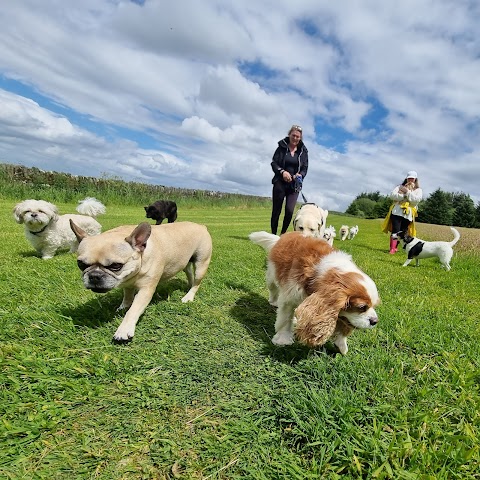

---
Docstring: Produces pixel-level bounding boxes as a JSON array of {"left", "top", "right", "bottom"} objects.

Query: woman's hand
[{"left": 282, "top": 171, "right": 293, "bottom": 182}]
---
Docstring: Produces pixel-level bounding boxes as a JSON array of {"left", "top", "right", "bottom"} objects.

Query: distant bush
[{"left": 346, "top": 188, "right": 480, "bottom": 228}]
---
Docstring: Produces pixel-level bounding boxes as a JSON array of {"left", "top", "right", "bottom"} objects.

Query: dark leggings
[
  {"left": 390, "top": 214, "right": 411, "bottom": 237},
  {"left": 271, "top": 181, "right": 299, "bottom": 235}
]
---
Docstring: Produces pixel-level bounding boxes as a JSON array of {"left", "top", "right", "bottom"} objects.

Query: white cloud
[
  {"left": 0, "top": 0, "right": 479, "bottom": 213},
  {"left": 0, "top": 90, "right": 102, "bottom": 146}
]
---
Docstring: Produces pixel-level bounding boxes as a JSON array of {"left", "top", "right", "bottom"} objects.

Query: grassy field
[{"left": 1, "top": 198, "right": 479, "bottom": 479}]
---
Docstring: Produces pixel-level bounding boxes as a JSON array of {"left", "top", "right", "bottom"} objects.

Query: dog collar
[{"left": 30, "top": 224, "right": 49, "bottom": 236}]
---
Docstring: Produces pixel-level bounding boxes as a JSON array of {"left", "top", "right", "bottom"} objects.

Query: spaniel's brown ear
[{"left": 295, "top": 289, "right": 348, "bottom": 347}]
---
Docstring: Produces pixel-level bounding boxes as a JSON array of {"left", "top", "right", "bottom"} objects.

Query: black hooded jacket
[{"left": 270, "top": 137, "right": 309, "bottom": 184}]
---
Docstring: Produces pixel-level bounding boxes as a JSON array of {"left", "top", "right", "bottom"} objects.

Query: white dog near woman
[{"left": 293, "top": 204, "right": 328, "bottom": 238}]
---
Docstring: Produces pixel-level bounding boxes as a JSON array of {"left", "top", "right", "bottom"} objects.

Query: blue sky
[{"left": 0, "top": 0, "right": 479, "bottom": 212}]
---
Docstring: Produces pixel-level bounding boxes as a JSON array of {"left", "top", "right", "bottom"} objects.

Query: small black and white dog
[
  {"left": 392, "top": 227, "right": 460, "bottom": 271},
  {"left": 144, "top": 200, "right": 178, "bottom": 225}
]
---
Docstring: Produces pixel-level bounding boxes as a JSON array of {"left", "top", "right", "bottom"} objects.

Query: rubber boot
[{"left": 389, "top": 238, "right": 398, "bottom": 254}]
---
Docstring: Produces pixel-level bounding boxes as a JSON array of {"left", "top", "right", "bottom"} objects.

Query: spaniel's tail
[
  {"left": 249, "top": 231, "right": 280, "bottom": 252},
  {"left": 76, "top": 197, "right": 106, "bottom": 217},
  {"left": 449, "top": 227, "right": 461, "bottom": 247}
]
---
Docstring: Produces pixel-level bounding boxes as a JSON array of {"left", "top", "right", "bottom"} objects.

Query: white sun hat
[{"left": 406, "top": 170, "right": 418, "bottom": 179}]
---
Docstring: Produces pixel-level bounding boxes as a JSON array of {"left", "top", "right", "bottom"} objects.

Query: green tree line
[{"left": 346, "top": 189, "right": 480, "bottom": 228}]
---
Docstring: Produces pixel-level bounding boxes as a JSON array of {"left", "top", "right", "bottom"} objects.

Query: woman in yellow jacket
[{"left": 382, "top": 171, "right": 423, "bottom": 254}]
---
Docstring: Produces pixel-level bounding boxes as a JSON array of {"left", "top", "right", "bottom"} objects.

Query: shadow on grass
[
  {"left": 227, "top": 281, "right": 337, "bottom": 363},
  {"left": 61, "top": 278, "right": 189, "bottom": 329},
  {"left": 227, "top": 235, "right": 253, "bottom": 241},
  {"left": 19, "top": 249, "right": 80, "bottom": 259},
  {"left": 19, "top": 249, "right": 45, "bottom": 258}
]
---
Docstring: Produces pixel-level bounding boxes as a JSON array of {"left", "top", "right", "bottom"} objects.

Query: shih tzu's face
[{"left": 13, "top": 200, "right": 59, "bottom": 230}]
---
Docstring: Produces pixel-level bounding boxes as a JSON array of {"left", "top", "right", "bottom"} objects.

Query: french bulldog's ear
[
  {"left": 144, "top": 206, "right": 148, "bottom": 211},
  {"left": 126, "top": 222, "right": 151, "bottom": 252},
  {"left": 70, "top": 220, "right": 88, "bottom": 242}
]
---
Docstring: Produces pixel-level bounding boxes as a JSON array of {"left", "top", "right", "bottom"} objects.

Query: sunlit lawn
[{"left": 1, "top": 199, "right": 479, "bottom": 479}]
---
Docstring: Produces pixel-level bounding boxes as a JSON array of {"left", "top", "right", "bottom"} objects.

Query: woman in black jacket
[{"left": 270, "top": 125, "right": 308, "bottom": 235}]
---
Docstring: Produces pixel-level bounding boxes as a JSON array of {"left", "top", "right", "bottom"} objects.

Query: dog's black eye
[
  {"left": 107, "top": 263, "right": 124, "bottom": 272},
  {"left": 77, "top": 260, "right": 89, "bottom": 271}
]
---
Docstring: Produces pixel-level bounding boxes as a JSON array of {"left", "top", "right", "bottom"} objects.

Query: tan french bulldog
[{"left": 70, "top": 220, "right": 212, "bottom": 342}]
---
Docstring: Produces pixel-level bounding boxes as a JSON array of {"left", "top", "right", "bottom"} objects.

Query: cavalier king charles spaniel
[{"left": 249, "top": 231, "right": 380, "bottom": 354}]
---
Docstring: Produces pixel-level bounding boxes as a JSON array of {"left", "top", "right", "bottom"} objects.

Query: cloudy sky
[{"left": 1, "top": 0, "right": 479, "bottom": 212}]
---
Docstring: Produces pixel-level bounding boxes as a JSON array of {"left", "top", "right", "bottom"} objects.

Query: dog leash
[{"left": 300, "top": 191, "right": 308, "bottom": 203}]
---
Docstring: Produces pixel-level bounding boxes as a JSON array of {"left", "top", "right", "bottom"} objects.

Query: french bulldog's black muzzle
[{"left": 84, "top": 268, "right": 115, "bottom": 293}]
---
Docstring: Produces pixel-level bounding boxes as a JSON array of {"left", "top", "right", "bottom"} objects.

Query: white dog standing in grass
[
  {"left": 293, "top": 204, "right": 328, "bottom": 238},
  {"left": 323, "top": 225, "right": 336, "bottom": 246},
  {"left": 348, "top": 225, "right": 359, "bottom": 240},
  {"left": 339, "top": 225, "right": 349, "bottom": 241},
  {"left": 392, "top": 227, "right": 460, "bottom": 270},
  {"left": 13, "top": 197, "right": 105, "bottom": 259}
]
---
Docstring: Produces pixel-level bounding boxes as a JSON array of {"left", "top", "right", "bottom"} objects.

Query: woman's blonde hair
[{"left": 288, "top": 125, "right": 303, "bottom": 136}]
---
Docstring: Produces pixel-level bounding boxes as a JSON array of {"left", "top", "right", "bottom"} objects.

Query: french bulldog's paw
[
  {"left": 272, "top": 331, "right": 294, "bottom": 346},
  {"left": 116, "top": 302, "right": 131, "bottom": 311},
  {"left": 112, "top": 325, "right": 135, "bottom": 343}
]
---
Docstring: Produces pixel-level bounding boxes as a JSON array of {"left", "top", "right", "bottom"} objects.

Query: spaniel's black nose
[{"left": 369, "top": 317, "right": 378, "bottom": 326}]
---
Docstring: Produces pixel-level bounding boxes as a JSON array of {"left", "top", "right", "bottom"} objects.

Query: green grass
[{"left": 1, "top": 199, "right": 479, "bottom": 479}]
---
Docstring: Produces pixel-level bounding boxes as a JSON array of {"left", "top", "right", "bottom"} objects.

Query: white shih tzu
[
  {"left": 323, "top": 225, "right": 336, "bottom": 246},
  {"left": 339, "top": 225, "right": 349, "bottom": 241},
  {"left": 348, "top": 225, "right": 359, "bottom": 240},
  {"left": 13, "top": 197, "right": 106, "bottom": 259}
]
